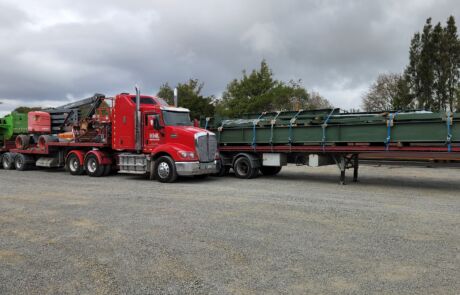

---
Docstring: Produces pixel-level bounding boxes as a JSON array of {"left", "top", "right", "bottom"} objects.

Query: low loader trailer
[
  {"left": 0, "top": 111, "right": 28, "bottom": 162},
  {"left": 204, "top": 109, "right": 460, "bottom": 184},
  {"left": 1, "top": 88, "right": 218, "bottom": 182}
]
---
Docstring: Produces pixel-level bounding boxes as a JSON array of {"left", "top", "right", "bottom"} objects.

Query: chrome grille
[{"left": 195, "top": 132, "right": 217, "bottom": 162}]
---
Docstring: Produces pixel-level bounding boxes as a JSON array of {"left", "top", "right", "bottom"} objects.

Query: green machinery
[{"left": 0, "top": 112, "right": 28, "bottom": 147}]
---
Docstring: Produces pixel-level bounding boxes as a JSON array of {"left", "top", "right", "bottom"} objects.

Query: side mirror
[{"left": 153, "top": 115, "right": 163, "bottom": 130}]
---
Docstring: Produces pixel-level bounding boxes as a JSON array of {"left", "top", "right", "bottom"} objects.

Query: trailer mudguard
[
  {"left": 85, "top": 150, "right": 112, "bottom": 165},
  {"left": 66, "top": 150, "right": 85, "bottom": 167}
]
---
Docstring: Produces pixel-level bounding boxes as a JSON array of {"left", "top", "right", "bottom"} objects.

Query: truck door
[{"left": 143, "top": 113, "right": 162, "bottom": 151}]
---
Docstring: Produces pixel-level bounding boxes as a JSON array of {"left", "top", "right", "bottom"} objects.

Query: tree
[
  {"left": 307, "top": 92, "right": 333, "bottom": 109},
  {"left": 157, "top": 79, "right": 215, "bottom": 119},
  {"left": 216, "top": 60, "right": 331, "bottom": 117},
  {"left": 405, "top": 16, "right": 460, "bottom": 111},
  {"left": 362, "top": 73, "right": 412, "bottom": 112},
  {"left": 13, "top": 106, "right": 42, "bottom": 113},
  {"left": 157, "top": 82, "right": 174, "bottom": 105},
  {"left": 444, "top": 16, "right": 460, "bottom": 110}
]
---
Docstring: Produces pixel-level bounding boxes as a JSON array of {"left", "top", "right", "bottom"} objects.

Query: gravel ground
[{"left": 0, "top": 164, "right": 459, "bottom": 294}]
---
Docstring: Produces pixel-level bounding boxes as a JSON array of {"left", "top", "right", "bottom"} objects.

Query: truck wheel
[
  {"left": 103, "top": 165, "right": 112, "bottom": 176},
  {"left": 67, "top": 153, "right": 85, "bottom": 175},
  {"left": 154, "top": 156, "right": 178, "bottom": 183},
  {"left": 85, "top": 154, "right": 104, "bottom": 177},
  {"left": 233, "top": 156, "right": 258, "bottom": 179},
  {"left": 14, "top": 154, "right": 29, "bottom": 171},
  {"left": 260, "top": 166, "right": 282, "bottom": 176},
  {"left": 2, "top": 153, "right": 15, "bottom": 170}
]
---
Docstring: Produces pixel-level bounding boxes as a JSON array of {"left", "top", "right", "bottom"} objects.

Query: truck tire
[
  {"left": 67, "top": 153, "right": 85, "bottom": 175},
  {"left": 2, "top": 153, "right": 15, "bottom": 170},
  {"left": 260, "top": 166, "right": 282, "bottom": 176},
  {"left": 14, "top": 154, "right": 29, "bottom": 171},
  {"left": 154, "top": 156, "right": 178, "bottom": 183},
  {"left": 103, "top": 165, "right": 112, "bottom": 176},
  {"left": 15, "top": 135, "right": 30, "bottom": 149},
  {"left": 37, "top": 135, "right": 58, "bottom": 149},
  {"left": 233, "top": 156, "right": 258, "bottom": 179},
  {"left": 84, "top": 154, "right": 104, "bottom": 177}
]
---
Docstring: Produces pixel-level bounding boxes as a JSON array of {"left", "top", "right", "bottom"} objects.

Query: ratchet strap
[
  {"left": 269, "top": 112, "right": 281, "bottom": 151},
  {"left": 204, "top": 117, "right": 210, "bottom": 130},
  {"left": 322, "top": 109, "right": 336, "bottom": 152},
  {"left": 288, "top": 110, "right": 303, "bottom": 151},
  {"left": 446, "top": 110, "right": 453, "bottom": 152},
  {"left": 385, "top": 112, "right": 398, "bottom": 151},
  {"left": 252, "top": 112, "right": 266, "bottom": 150}
]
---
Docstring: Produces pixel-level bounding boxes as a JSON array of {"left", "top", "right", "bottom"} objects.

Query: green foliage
[
  {"left": 405, "top": 16, "right": 460, "bottom": 111},
  {"left": 157, "top": 83, "right": 175, "bottom": 105},
  {"left": 362, "top": 73, "right": 414, "bottom": 112},
  {"left": 216, "top": 60, "right": 330, "bottom": 117},
  {"left": 13, "top": 106, "right": 42, "bottom": 113},
  {"left": 157, "top": 79, "right": 215, "bottom": 119}
]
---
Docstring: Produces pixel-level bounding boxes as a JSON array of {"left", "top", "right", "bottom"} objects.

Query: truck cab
[{"left": 113, "top": 92, "right": 217, "bottom": 182}]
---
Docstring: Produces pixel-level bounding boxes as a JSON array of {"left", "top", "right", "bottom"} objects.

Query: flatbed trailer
[{"left": 205, "top": 109, "right": 460, "bottom": 184}]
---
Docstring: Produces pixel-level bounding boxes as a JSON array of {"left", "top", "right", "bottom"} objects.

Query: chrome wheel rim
[
  {"left": 16, "top": 158, "right": 23, "bottom": 169},
  {"left": 158, "top": 162, "right": 170, "bottom": 179},
  {"left": 87, "top": 158, "right": 97, "bottom": 173},
  {"left": 70, "top": 158, "right": 79, "bottom": 172}
]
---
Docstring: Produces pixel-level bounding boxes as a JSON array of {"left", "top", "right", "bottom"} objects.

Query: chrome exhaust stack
[{"left": 134, "top": 85, "right": 142, "bottom": 152}]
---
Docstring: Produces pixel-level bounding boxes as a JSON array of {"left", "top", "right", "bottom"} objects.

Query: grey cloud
[{"left": 0, "top": 0, "right": 459, "bottom": 113}]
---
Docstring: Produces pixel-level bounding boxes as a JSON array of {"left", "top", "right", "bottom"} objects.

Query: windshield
[{"left": 162, "top": 111, "right": 192, "bottom": 126}]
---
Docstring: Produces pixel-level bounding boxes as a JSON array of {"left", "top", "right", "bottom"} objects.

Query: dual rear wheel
[{"left": 66, "top": 153, "right": 112, "bottom": 177}]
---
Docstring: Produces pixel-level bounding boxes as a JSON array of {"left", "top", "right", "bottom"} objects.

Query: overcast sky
[{"left": 0, "top": 0, "right": 459, "bottom": 115}]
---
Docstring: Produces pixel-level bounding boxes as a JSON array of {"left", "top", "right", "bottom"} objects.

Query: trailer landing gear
[{"left": 334, "top": 154, "right": 359, "bottom": 185}]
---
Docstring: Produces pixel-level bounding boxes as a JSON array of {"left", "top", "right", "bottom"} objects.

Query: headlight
[{"left": 179, "top": 151, "right": 196, "bottom": 159}]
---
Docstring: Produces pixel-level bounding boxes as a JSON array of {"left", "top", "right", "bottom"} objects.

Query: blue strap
[
  {"left": 204, "top": 117, "right": 210, "bottom": 130},
  {"left": 446, "top": 111, "right": 452, "bottom": 152},
  {"left": 288, "top": 110, "right": 303, "bottom": 146},
  {"left": 252, "top": 112, "right": 266, "bottom": 149},
  {"left": 269, "top": 112, "right": 281, "bottom": 149},
  {"left": 385, "top": 112, "right": 398, "bottom": 151},
  {"left": 322, "top": 109, "right": 336, "bottom": 152}
]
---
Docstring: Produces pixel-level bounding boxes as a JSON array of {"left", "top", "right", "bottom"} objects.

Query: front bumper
[{"left": 175, "top": 160, "right": 218, "bottom": 176}]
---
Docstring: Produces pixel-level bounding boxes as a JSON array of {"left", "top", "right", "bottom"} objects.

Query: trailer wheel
[
  {"left": 154, "top": 156, "right": 178, "bottom": 183},
  {"left": 2, "top": 153, "right": 15, "bottom": 170},
  {"left": 260, "top": 166, "right": 282, "bottom": 176},
  {"left": 233, "top": 156, "right": 258, "bottom": 179},
  {"left": 85, "top": 154, "right": 104, "bottom": 177},
  {"left": 14, "top": 154, "right": 29, "bottom": 171},
  {"left": 67, "top": 153, "right": 85, "bottom": 175}
]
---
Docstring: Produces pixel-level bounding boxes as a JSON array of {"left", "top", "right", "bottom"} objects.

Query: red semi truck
[{"left": 1, "top": 88, "right": 218, "bottom": 182}]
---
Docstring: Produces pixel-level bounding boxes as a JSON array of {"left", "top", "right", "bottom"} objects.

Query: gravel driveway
[{"left": 0, "top": 164, "right": 459, "bottom": 294}]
